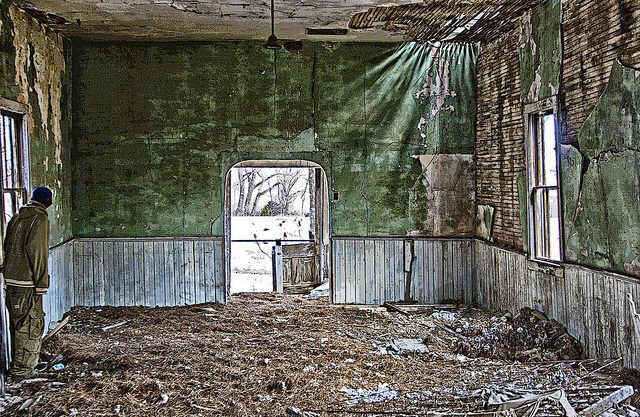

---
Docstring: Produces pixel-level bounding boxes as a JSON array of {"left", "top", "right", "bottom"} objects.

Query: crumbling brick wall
[
  {"left": 475, "top": 0, "right": 640, "bottom": 253},
  {"left": 475, "top": 28, "right": 526, "bottom": 250}
]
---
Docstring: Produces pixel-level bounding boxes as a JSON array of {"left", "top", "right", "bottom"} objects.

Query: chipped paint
[
  {"left": 519, "top": 11, "right": 537, "bottom": 56},
  {"left": 10, "top": 5, "right": 65, "bottom": 170},
  {"left": 519, "top": 0, "right": 561, "bottom": 104},
  {"left": 410, "top": 44, "right": 474, "bottom": 152},
  {"left": 417, "top": 116, "right": 427, "bottom": 139},
  {"left": 625, "top": 258, "right": 640, "bottom": 276},
  {"left": 1, "top": 3, "right": 72, "bottom": 244},
  {"left": 527, "top": 67, "right": 542, "bottom": 103},
  {"left": 475, "top": 204, "right": 495, "bottom": 240},
  {"left": 414, "top": 48, "right": 457, "bottom": 118}
]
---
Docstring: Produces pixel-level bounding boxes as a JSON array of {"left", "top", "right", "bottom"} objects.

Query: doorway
[{"left": 225, "top": 161, "right": 329, "bottom": 295}]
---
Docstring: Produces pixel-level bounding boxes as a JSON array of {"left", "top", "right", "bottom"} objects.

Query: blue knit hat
[{"left": 32, "top": 186, "right": 52, "bottom": 208}]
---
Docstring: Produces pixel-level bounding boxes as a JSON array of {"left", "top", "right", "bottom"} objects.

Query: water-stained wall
[
  {"left": 72, "top": 41, "right": 477, "bottom": 238},
  {"left": 0, "top": 3, "right": 72, "bottom": 245}
]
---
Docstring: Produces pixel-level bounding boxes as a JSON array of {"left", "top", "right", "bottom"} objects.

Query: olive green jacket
[{"left": 3, "top": 200, "right": 50, "bottom": 294}]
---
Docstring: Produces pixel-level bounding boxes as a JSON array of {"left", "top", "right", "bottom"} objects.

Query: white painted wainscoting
[
  {"left": 473, "top": 240, "right": 640, "bottom": 370},
  {"left": 331, "top": 237, "right": 473, "bottom": 305},
  {"left": 43, "top": 238, "right": 225, "bottom": 329},
  {"left": 42, "top": 237, "right": 640, "bottom": 370}
]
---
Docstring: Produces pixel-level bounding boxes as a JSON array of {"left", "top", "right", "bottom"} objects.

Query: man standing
[{"left": 3, "top": 186, "right": 52, "bottom": 379}]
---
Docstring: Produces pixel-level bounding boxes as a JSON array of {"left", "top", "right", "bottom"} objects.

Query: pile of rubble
[
  {"left": 451, "top": 307, "right": 583, "bottom": 362},
  {"left": 0, "top": 295, "right": 635, "bottom": 417}
]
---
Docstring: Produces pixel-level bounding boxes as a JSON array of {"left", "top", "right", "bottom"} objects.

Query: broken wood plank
[
  {"left": 42, "top": 316, "right": 69, "bottom": 343},
  {"left": 101, "top": 320, "right": 130, "bottom": 332},
  {"left": 382, "top": 302, "right": 410, "bottom": 316},
  {"left": 434, "top": 322, "right": 470, "bottom": 342},
  {"left": 570, "top": 358, "right": 623, "bottom": 387},
  {"left": 383, "top": 302, "right": 459, "bottom": 314},
  {"left": 579, "top": 385, "right": 634, "bottom": 417}
]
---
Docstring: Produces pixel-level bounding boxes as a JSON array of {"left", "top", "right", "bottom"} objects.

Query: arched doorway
[{"left": 224, "top": 160, "right": 330, "bottom": 295}]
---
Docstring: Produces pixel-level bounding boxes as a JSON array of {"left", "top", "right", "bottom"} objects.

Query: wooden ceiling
[{"left": 350, "top": 0, "right": 545, "bottom": 43}]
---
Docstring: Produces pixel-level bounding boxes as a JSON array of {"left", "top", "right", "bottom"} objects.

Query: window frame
[
  {"left": 524, "top": 96, "right": 563, "bottom": 264},
  {"left": 0, "top": 98, "right": 31, "bottom": 236}
]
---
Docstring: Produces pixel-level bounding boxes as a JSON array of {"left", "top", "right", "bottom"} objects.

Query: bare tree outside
[
  {"left": 232, "top": 167, "right": 309, "bottom": 216},
  {"left": 230, "top": 166, "right": 313, "bottom": 293},
  {"left": 233, "top": 168, "right": 278, "bottom": 216}
]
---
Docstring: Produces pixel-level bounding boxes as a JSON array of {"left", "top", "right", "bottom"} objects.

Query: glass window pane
[
  {"left": 534, "top": 188, "right": 546, "bottom": 258},
  {"left": 10, "top": 116, "right": 19, "bottom": 187},
  {"left": 547, "top": 188, "right": 561, "bottom": 261},
  {"left": 529, "top": 109, "right": 562, "bottom": 262},
  {"left": 2, "top": 115, "right": 10, "bottom": 188},
  {"left": 1, "top": 114, "right": 21, "bottom": 189},
  {"left": 542, "top": 113, "right": 557, "bottom": 186}
]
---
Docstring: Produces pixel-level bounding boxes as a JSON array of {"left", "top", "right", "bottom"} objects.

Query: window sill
[{"left": 527, "top": 258, "right": 564, "bottom": 277}]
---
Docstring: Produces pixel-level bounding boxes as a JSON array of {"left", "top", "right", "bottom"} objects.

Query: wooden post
[{"left": 273, "top": 240, "right": 283, "bottom": 293}]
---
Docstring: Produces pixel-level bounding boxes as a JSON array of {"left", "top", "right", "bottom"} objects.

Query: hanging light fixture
[{"left": 263, "top": 0, "right": 281, "bottom": 50}]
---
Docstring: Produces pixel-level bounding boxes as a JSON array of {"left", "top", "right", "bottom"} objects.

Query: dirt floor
[{"left": 1, "top": 293, "right": 639, "bottom": 416}]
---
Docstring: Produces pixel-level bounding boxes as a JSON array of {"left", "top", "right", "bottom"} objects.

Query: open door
[
  {"left": 281, "top": 242, "right": 317, "bottom": 293},
  {"left": 226, "top": 161, "right": 329, "bottom": 295},
  {"left": 279, "top": 167, "right": 328, "bottom": 293}
]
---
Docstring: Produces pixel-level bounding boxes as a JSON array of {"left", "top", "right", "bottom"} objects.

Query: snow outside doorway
[{"left": 230, "top": 167, "right": 312, "bottom": 294}]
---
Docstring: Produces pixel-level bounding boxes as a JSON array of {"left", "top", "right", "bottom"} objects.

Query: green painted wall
[
  {"left": 0, "top": 3, "right": 18, "bottom": 100},
  {"left": 562, "top": 60, "right": 640, "bottom": 277},
  {"left": 519, "top": 0, "right": 562, "bottom": 104},
  {"left": 72, "top": 41, "right": 477, "bottom": 238},
  {"left": 0, "top": 3, "right": 73, "bottom": 245}
]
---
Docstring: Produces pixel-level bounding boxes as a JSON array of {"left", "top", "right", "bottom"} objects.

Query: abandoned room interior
[{"left": 0, "top": 0, "right": 639, "bottom": 415}]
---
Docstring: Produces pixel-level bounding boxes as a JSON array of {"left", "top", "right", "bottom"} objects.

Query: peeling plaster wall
[
  {"left": 562, "top": 0, "right": 640, "bottom": 146},
  {"left": 475, "top": 0, "right": 562, "bottom": 249},
  {"left": 72, "top": 41, "right": 477, "bottom": 238},
  {"left": 519, "top": 0, "right": 562, "bottom": 104},
  {"left": 558, "top": 0, "right": 640, "bottom": 277},
  {"left": 562, "top": 61, "right": 640, "bottom": 277},
  {"left": 0, "top": 3, "right": 72, "bottom": 245},
  {"left": 477, "top": 0, "right": 640, "bottom": 275}
]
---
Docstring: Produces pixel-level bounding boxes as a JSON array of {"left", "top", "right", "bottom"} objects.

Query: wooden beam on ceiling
[{"left": 349, "top": 0, "right": 545, "bottom": 43}]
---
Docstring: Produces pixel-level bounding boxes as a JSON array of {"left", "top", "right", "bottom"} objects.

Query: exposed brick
[
  {"left": 475, "top": 0, "right": 640, "bottom": 252},
  {"left": 475, "top": 28, "right": 525, "bottom": 249}
]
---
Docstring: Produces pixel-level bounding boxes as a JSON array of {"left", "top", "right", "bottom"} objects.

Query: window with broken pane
[
  {"left": 0, "top": 111, "right": 27, "bottom": 232},
  {"left": 528, "top": 109, "right": 562, "bottom": 262}
]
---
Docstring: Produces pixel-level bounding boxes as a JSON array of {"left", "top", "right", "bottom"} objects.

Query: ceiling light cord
[
  {"left": 264, "top": 0, "right": 281, "bottom": 49},
  {"left": 271, "top": 0, "right": 275, "bottom": 37}
]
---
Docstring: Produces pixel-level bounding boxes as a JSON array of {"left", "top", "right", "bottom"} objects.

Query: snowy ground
[{"left": 230, "top": 216, "right": 310, "bottom": 293}]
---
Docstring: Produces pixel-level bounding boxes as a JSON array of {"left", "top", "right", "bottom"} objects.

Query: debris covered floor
[{"left": 2, "top": 294, "right": 638, "bottom": 416}]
